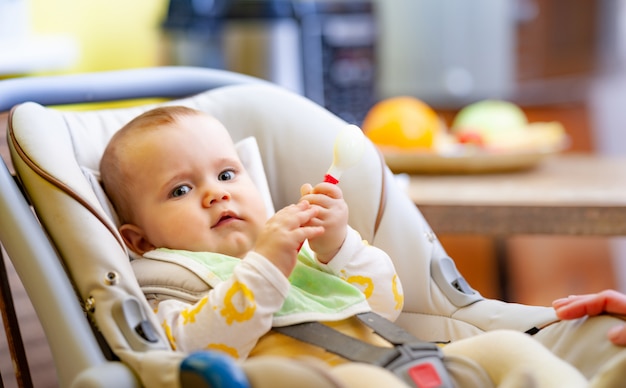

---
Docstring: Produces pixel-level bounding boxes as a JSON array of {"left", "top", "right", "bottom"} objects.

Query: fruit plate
[{"left": 381, "top": 141, "right": 569, "bottom": 175}]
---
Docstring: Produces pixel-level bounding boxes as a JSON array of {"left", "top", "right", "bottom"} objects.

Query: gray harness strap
[
  {"left": 357, "top": 311, "right": 422, "bottom": 345},
  {"left": 274, "top": 312, "right": 454, "bottom": 388},
  {"left": 274, "top": 318, "right": 393, "bottom": 364}
]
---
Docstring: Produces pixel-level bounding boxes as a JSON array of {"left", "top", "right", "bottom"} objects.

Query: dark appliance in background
[
  {"left": 299, "top": 1, "right": 376, "bottom": 124},
  {"left": 163, "top": 0, "right": 377, "bottom": 125}
]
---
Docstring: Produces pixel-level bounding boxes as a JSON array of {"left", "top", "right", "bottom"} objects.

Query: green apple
[{"left": 452, "top": 100, "right": 528, "bottom": 145}]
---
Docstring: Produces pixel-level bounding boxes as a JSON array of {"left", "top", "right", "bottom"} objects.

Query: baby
[{"left": 100, "top": 105, "right": 590, "bottom": 387}]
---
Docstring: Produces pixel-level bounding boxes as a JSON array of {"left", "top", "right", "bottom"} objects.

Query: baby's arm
[
  {"left": 316, "top": 226, "right": 404, "bottom": 321},
  {"left": 153, "top": 253, "right": 290, "bottom": 358},
  {"left": 299, "top": 182, "right": 403, "bottom": 320}
]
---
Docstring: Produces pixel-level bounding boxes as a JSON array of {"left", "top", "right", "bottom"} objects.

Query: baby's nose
[{"left": 202, "top": 189, "right": 231, "bottom": 207}]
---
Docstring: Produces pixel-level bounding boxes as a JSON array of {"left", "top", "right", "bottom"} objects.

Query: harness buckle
[{"left": 379, "top": 342, "right": 453, "bottom": 388}]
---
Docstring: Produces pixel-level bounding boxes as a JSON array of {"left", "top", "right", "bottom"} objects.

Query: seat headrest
[{"left": 9, "top": 89, "right": 277, "bottom": 256}]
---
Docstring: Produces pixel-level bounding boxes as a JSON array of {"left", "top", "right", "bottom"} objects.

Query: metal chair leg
[{"left": 0, "top": 246, "right": 33, "bottom": 388}]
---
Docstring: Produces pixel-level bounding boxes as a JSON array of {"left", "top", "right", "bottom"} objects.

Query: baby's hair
[
  {"left": 123, "top": 105, "right": 200, "bottom": 130},
  {"left": 100, "top": 105, "right": 205, "bottom": 224}
]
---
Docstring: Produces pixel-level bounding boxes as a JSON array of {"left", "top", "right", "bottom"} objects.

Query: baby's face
[{"left": 121, "top": 114, "right": 267, "bottom": 257}]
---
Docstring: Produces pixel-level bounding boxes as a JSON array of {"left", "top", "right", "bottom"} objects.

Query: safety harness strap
[
  {"left": 274, "top": 312, "right": 454, "bottom": 388},
  {"left": 357, "top": 311, "right": 422, "bottom": 345},
  {"left": 274, "top": 320, "right": 393, "bottom": 365}
]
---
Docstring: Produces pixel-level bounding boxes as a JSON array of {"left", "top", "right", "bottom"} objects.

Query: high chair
[{"left": 1, "top": 66, "right": 624, "bottom": 387}]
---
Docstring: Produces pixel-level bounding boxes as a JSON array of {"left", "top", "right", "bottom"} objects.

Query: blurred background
[{"left": 1, "top": 0, "right": 626, "bottom": 386}]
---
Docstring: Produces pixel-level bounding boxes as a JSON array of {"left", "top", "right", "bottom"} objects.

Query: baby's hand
[
  {"left": 253, "top": 201, "right": 324, "bottom": 277},
  {"left": 299, "top": 182, "right": 348, "bottom": 263}
]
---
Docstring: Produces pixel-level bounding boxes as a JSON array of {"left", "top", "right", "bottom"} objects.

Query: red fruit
[{"left": 456, "top": 131, "right": 484, "bottom": 146}]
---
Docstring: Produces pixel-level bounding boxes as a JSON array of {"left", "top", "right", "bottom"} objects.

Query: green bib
[{"left": 154, "top": 247, "right": 370, "bottom": 326}]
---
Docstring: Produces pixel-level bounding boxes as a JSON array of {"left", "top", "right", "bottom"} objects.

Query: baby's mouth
[{"left": 212, "top": 211, "right": 239, "bottom": 228}]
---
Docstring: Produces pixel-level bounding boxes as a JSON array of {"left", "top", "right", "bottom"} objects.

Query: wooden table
[
  {"left": 408, "top": 154, "right": 626, "bottom": 300},
  {"left": 407, "top": 154, "right": 626, "bottom": 236}
]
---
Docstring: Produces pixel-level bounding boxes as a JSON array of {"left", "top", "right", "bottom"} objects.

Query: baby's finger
[
  {"left": 298, "top": 225, "right": 325, "bottom": 241},
  {"left": 311, "top": 182, "right": 343, "bottom": 199},
  {"left": 300, "top": 183, "right": 313, "bottom": 197},
  {"left": 290, "top": 201, "right": 319, "bottom": 225},
  {"left": 270, "top": 202, "right": 316, "bottom": 227},
  {"left": 300, "top": 194, "right": 333, "bottom": 211}
]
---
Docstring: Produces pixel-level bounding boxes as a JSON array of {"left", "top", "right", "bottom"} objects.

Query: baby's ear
[{"left": 119, "top": 224, "right": 155, "bottom": 256}]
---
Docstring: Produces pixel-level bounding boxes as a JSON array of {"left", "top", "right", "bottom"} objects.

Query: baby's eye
[
  {"left": 218, "top": 170, "right": 236, "bottom": 181},
  {"left": 171, "top": 185, "right": 191, "bottom": 198}
]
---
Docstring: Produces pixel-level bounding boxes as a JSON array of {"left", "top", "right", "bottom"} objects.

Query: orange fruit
[{"left": 362, "top": 96, "right": 439, "bottom": 149}]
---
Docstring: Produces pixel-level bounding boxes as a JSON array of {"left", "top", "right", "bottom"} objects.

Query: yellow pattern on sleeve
[
  {"left": 162, "top": 320, "right": 177, "bottom": 351},
  {"left": 181, "top": 296, "right": 208, "bottom": 325},
  {"left": 392, "top": 274, "right": 404, "bottom": 310},
  {"left": 221, "top": 281, "right": 256, "bottom": 324},
  {"left": 207, "top": 343, "right": 240, "bottom": 359},
  {"left": 346, "top": 275, "right": 374, "bottom": 299}
]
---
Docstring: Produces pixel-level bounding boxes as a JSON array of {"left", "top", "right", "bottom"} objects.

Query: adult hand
[{"left": 553, "top": 289, "right": 626, "bottom": 346}]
